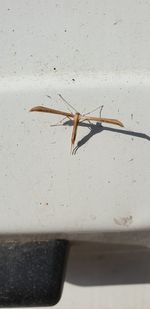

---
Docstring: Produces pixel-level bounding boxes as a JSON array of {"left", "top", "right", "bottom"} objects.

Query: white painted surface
[
  {"left": 0, "top": 73, "right": 149, "bottom": 235},
  {"left": 0, "top": 1, "right": 150, "bottom": 307},
  {"left": 0, "top": 0, "right": 149, "bottom": 235}
]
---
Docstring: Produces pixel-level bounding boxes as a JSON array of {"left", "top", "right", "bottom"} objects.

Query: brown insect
[{"left": 30, "top": 94, "right": 124, "bottom": 153}]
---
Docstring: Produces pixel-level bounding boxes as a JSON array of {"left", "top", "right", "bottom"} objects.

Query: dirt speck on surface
[
  {"left": 131, "top": 113, "right": 133, "bottom": 119},
  {"left": 114, "top": 215, "right": 133, "bottom": 227},
  {"left": 113, "top": 19, "right": 122, "bottom": 26},
  {"left": 40, "top": 202, "right": 49, "bottom": 206},
  {"left": 132, "top": 179, "right": 136, "bottom": 183}
]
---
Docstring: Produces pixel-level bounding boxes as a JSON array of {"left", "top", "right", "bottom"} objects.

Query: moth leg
[
  {"left": 99, "top": 105, "right": 104, "bottom": 118},
  {"left": 50, "top": 116, "right": 68, "bottom": 127},
  {"left": 83, "top": 105, "right": 104, "bottom": 117},
  {"left": 50, "top": 116, "right": 72, "bottom": 127}
]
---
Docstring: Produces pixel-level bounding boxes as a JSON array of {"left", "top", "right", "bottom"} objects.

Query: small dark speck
[
  {"left": 113, "top": 157, "right": 116, "bottom": 160},
  {"left": 21, "top": 121, "right": 24, "bottom": 125},
  {"left": 131, "top": 137, "right": 134, "bottom": 141},
  {"left": 30, "top": 54, "right": 33, "bottom": 57},
  {"left": 129, "top": 158, "right": 134, "bottom": 162},
  {"left": 40, "top": 202, "right": 42, "bottom": 205},
  {"left": 113, "top": 19, "right": 122, "bottom": 26},
  {"left": 131, "top": 113, "right": 133, "bottom": 119},
  {"left": 46, "top": 202, "right": 48, "bottom": 206},
  {"left": 16, "top": 144, "right": 19, "bottom": 147},
  {"left": 72, "top": 78, "right": 75, "bottom": 82},
  {"left": 47, "top": 95, "right": 51, "bottom": 99},
  {"left": 64, "top": 29, "right": 67, "bottom": 32},
  {"left": 118, "top": 108, "right": 120, "bottom": 112},
  {"left": 108, "top": 180, "right": 111, "bottom": 184},
  {"left": 53, "top": 67, "right": 56, "bottom": 71},
  {"left": 12, "top": 29, "right": 15, "bottom": 32},
  {"left": 7, "top": 8, "right": 10, "bottom": 11}
]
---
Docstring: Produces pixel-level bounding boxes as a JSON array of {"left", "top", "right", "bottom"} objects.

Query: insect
[{"left": 30, "top": 94, "right": 124, "bottom": 153}]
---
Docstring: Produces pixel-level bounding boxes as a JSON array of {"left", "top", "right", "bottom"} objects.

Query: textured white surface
[
  {"left": 0, "top": 1, "right": 150, "bottom": 307},
  {"left": 0, "top": 0, "right": 150, "bottom": 236},
  {"left": 0, "top": 75, "right": 149, "bottom": 235}
]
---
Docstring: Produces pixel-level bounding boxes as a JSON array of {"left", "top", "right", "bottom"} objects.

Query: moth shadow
[{"left": 63, "top": 120, "right": 150, "bottom": 154}]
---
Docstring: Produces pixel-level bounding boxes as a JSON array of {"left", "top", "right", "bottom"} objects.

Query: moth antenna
[{"left": 58, "top": 94, "right": 78, "bottom": 114}]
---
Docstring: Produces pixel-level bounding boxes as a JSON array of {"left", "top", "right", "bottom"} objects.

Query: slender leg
[
  {"left": 70, "top": 113, "right": 80, "bottom": 154},
  {"left": 83, "top": 105, "right": 104, "bottom": 116},
  {"left": 99, "top": 105, "right": 104, "bottom": 118},
  {"left": 50, "top": 116, "right": 72, "bottom": 127}
]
